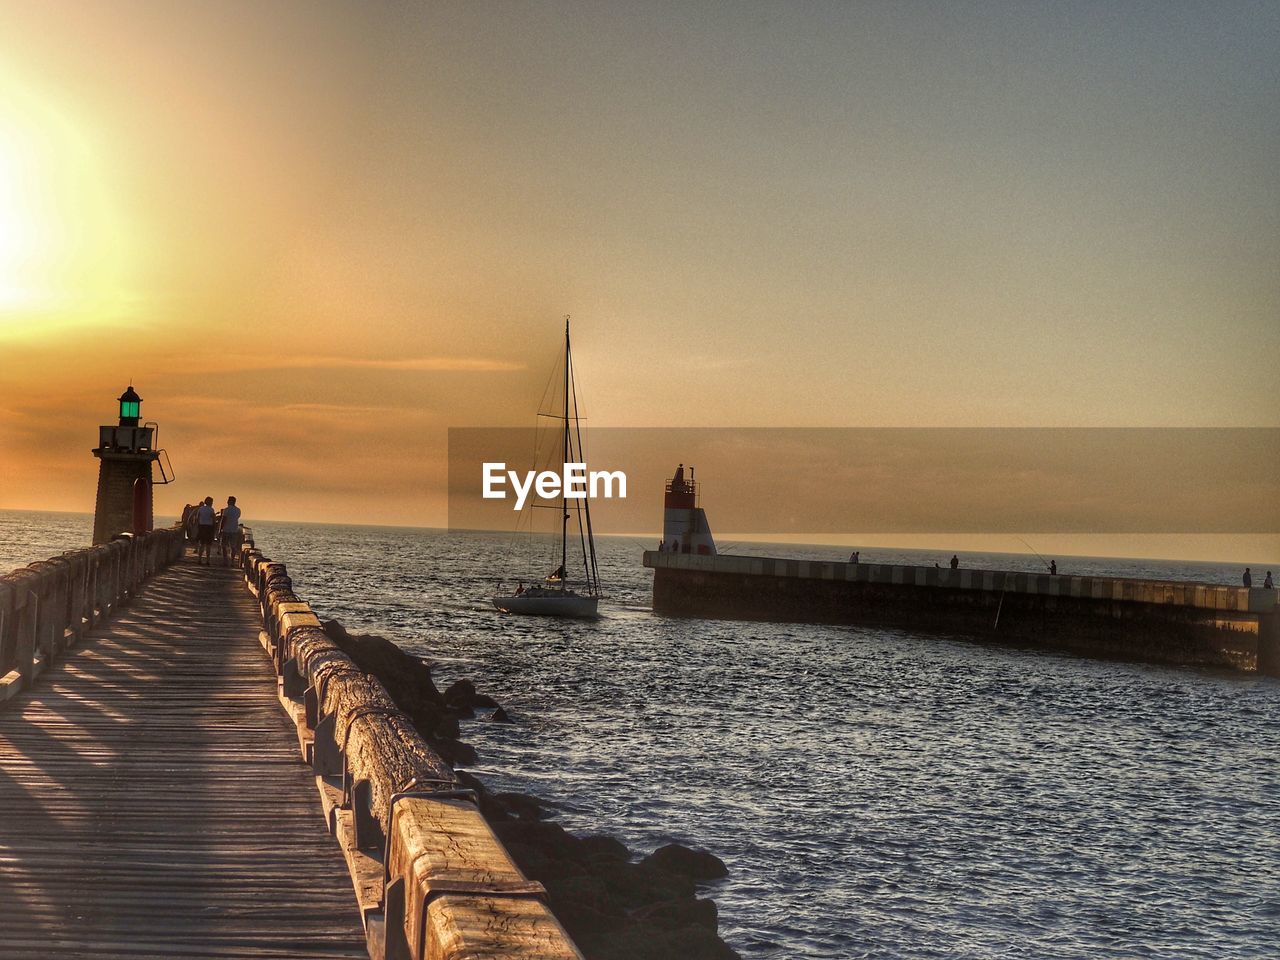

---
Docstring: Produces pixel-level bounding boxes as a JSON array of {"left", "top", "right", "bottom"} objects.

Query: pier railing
[
  {"left": 0, "top": 526, "right": 187, "bottom": 706},
  {"left": 238, "top": 541, "right": 584, "bottom": 960}
]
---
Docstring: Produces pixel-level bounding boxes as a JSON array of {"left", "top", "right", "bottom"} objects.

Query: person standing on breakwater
[
  {"left": 1265, "top": 571, "right": 1274, "bottom": 589},
  {"left": 194, "top": 497, "right": 216, "bottom": 565},
  {"left": 218, "top": 496, "right": 242, "bottom": 566},
  {"left": 1050, "top": 560, "right": 1058, "bottom": 575},
  {"left": 950, "top": 554, "right": 959, "bottom": 569},
  {"left": 1244, "top": 568, "right": 1252, "bottom": 587}
]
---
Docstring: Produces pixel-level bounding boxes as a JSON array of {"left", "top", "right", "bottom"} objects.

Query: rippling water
[
  {"left": 4, "top": 511, "right": 1278, "bottom": 958},
  {"left": 0, "top": 510, "right": 95, "bottom": 572}
]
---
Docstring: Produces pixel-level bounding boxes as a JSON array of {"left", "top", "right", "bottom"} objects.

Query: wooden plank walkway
[{"left": 0, "top": 557, "right": 366, "bottom": 959}]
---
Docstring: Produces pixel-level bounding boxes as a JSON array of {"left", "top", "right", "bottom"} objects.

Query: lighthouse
[
  {"left": 91, "top": 386, "right": 161, "bottom": 545},
  {"left": 661, "top": 464, "right": 717, "bottom": 555}
]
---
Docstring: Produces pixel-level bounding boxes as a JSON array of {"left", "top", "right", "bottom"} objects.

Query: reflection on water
[{"left": 4, "top": 512, "right": 1278, "bottom": 959}]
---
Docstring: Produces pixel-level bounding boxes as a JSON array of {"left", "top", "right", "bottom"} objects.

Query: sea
[{"left": 2, "top": 509, "right": 1278, "bottom": 960}]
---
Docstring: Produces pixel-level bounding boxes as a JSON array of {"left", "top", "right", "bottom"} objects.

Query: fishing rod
[
  {"left": 1016, "top": 536, "right": 1053, "bottom": 573},
  {"left": 993, "top": 572, "right": 1012, "bottom": 629}
]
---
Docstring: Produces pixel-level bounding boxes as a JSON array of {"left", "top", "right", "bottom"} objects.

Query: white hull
[{"left": 491, "top": 593, "right": 600, "bottom": 619}]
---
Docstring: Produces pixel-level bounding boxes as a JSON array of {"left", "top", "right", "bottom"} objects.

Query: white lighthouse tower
[{"left": 661, "top": 464, "right": 717, "bottom": 555}]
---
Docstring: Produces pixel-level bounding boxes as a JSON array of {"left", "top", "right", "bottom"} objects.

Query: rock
[
  {"left": 586, "top": 924, "right": 741, "bottom": 960},
  {"left": 453, "top": 769, "right": 488, "bottom": 799},
  {"left": 491, "top": 798, "right": 738, "bottom": 960},
  {"left": 493, "top": 791, "right": 544, "bottom": 821},
  {"left": 440, "top": 680, "right": 481, "bottom": 711},
  {"left": 501, "top": 841, "right": 557, "bottom": 882},
  {"left": 493, "top": 818, "right": 578, "bottom": 859},
  {"left": 636, "top": 896, "right": 718, "bottom": 931},
  {"left": 544, "top": 874, "right": 625, "bottom": 938},
  {"left": 597, "top": 861, "right": 695, "bottom": 909},
  {"left": 577, "top": 834, "right": 630, "bottom": 864},
  {"left": 487, "top": 706, "right": 513, "bottom": 723},
  {"left": 444, "top": 677, "right": 503, "bottom": 710},
  {"left": 431, "top": 736, "right": 477, "bottom": 766},
  {"left": 442, "top": 678, "right": 476, "bottom": 707},
  {"left": 453, "top": 770, "right": 522, "bottom": 824},
  {"left": 642, "top": 843, "right": 729, "bottom": 881},
  {"left": 433, "top": 714, "right": 461, "bottom": 740}
]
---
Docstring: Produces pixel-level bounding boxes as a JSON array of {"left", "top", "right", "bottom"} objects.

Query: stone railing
[
  {"left": 239, "top": 542, "right": 584, "bottom": 960},
  {"left": 0, "top": 526, "right": 187, "bottom": 706}
]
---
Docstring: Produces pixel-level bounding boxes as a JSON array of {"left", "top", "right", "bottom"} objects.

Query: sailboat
[{"left": 492, "top": 319, "right": 602, "bottom": 619}]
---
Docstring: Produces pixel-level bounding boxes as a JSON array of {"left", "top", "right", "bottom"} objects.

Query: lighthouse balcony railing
[{"left": 97, "top": 425, "right": 155, "bottom": 453}]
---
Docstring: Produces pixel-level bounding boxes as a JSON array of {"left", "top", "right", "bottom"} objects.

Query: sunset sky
[{"left": 0, "top": 2, "right": 1276, "bottom": 559}]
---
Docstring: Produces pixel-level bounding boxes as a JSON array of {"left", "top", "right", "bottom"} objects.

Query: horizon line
[{"left": 0, "top": 507, "right": 1273, "bottom": 567}]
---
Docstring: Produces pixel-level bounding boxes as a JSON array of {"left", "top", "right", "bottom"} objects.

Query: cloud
[
  {"left": 213, "top": 354, "right": 525, "bottom": 373},
  {"left": 158, "top": 395, "right": 411, "bottom": 417}
]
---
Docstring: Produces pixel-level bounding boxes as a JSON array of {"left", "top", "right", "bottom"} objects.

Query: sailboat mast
[
  {"left": 560, "top": 318, "right": 570, "bottom": 590},
  {"left": 571, "top": 370, "right": 601, "bottom": 595}
]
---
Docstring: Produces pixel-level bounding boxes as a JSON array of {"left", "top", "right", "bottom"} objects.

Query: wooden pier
[
  {"left": 0, "top": 531, "right": 583, "bottom": 960},
  {"left": 0, "top": 555, "right": 363, "bottom": 957}
]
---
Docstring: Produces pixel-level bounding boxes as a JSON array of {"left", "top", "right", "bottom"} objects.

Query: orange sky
[{"left": 0, "top": 2, "right": 1276, "bottom": 561}]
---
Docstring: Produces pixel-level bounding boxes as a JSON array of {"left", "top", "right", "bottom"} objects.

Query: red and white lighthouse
[{"left": 661, "top": 464, "right": 717, "bottom": 555}]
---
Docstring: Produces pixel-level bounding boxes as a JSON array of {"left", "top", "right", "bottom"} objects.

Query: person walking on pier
[
  {"left": 1244, "top": 568, "right": 1252, "bottom": 587},
  {"left": 1265, "top": 571, "right": 1274, "bottom": 590},
  {"left": 194, "top": 497, "right": 216, "bottom": 565},
  {"left": 219, "top": 496, "right": 243, "bottom": 566}
]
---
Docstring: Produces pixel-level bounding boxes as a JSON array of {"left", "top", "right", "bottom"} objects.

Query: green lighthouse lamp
[{"left": 118, "top": 386, "right": 142, "bottom": 426}]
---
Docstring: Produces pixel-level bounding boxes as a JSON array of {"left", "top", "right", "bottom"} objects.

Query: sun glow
[{"left": 0, "top": 79, "right": 131, "bottom": 330}]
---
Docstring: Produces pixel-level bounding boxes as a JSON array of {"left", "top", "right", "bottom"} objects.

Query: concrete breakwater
[
  {"left": 645, "top": 551, "right": 1280, "bottom": 675},
  {"left": 245, "top": 544, "right": 740, "bottom": 960}
]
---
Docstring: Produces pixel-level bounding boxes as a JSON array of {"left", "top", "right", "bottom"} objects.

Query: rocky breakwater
[{"left": 322, "top": 620, "right": 740, "bottom": 960}]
